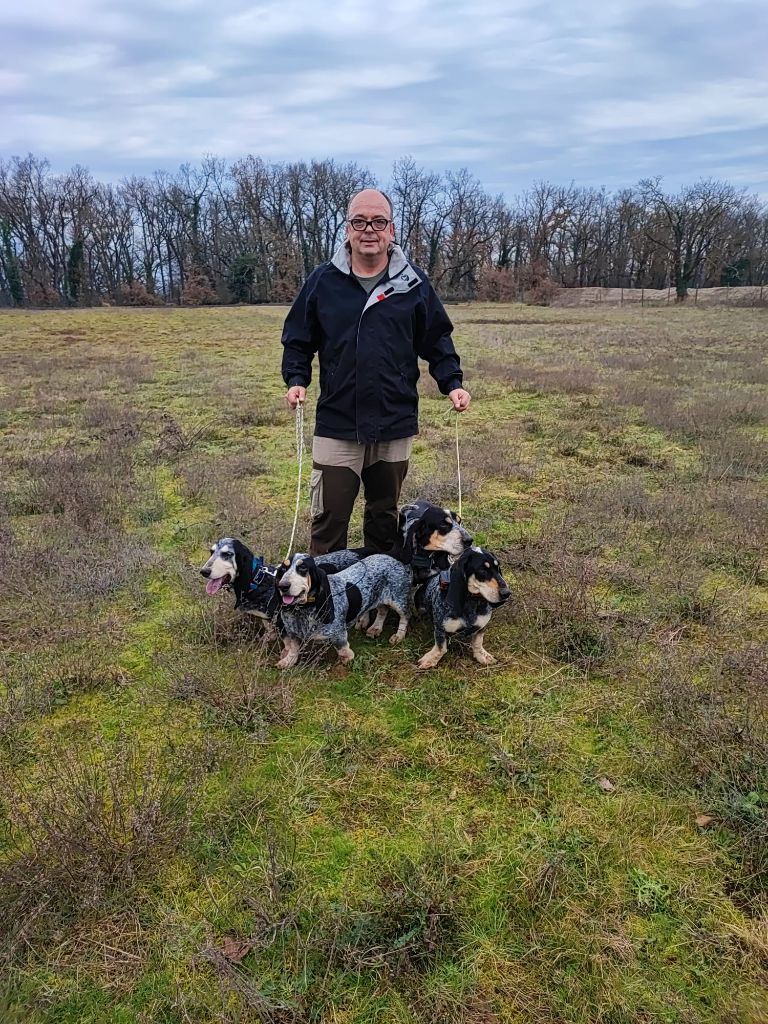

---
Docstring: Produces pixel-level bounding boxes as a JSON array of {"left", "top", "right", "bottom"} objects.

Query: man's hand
[
  {"left": 448, "top": 387, "right": 471, "bottom": 411},
  {"left": 286, "top": 385, "right": 306, "bottom": 409}
]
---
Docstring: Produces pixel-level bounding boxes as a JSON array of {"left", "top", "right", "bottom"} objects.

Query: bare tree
[{"left": 637, "top": 178, "right": 744, "bottom": 300}]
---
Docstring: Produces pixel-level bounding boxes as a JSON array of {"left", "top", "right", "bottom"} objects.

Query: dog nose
[
  {"left": 462, "top": 531, "right": 473, "bottom": 547},
  {"left": 499, "top": 585, "right": 511, "bottom": 601},
  {"left": 278, "top": 580, "right": 290, "bottom": 591},
  {"left": 200, "top": 568, "right": 211, "bottom": 578}
]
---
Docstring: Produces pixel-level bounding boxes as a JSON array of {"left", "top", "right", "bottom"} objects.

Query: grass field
[{"left": 1, "top": 302, "right": 766, "bottom": 1023}]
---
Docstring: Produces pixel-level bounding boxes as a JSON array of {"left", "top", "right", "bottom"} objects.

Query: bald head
[{"left": 347, "top": 189, "right": 394, "bottom": 220}]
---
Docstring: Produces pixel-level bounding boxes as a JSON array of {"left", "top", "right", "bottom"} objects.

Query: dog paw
[
  {"left": 276, "top": 657, "right": 297, "bottom": 670},
  {"left": 337, "top": 648, "right": 355, "bottom": 663},
  {"left": 365, "top": 625, "right": 383, "bottom": 638},
  {"left": 473, "top": 650, "right": 497, "bottom": 666},
  {"left": 389, "top": 632, "right": 405, "bottom": 645},
  {"left": 417, "top": 654, "right": 440, "bottom": 670}
]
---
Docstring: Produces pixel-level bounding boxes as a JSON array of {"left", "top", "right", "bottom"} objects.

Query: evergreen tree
[
  {"left": 66, "top": 238, "right": 84, "bottom": 305},
  {"left": 0, "top": 221, "right": 24, "bottom": 307}
]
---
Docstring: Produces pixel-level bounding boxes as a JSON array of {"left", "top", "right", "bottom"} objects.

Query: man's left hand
[{"left": 448, "top": 388, "right": 471, "bottom": 411}]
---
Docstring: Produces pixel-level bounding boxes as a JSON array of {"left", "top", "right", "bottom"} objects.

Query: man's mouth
[{"left": 205, "top": 574, "right": 231, "bottom": 595}]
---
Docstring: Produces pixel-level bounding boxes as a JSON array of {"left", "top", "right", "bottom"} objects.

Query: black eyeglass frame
[{"left": 348, "top": 216, "right": 392, "bottom": 232}]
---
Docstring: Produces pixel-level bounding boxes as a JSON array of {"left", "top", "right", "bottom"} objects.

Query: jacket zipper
[
  {"left": 352, "top": 273, "right": 418, "bottom": 443},
  {"left": 353, "top": 278, "right": 393, "bottom": 442}
]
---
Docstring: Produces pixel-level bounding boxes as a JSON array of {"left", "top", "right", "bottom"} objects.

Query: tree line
[{"left": 0, "top": 153, "right": 766, "bottom": 307}]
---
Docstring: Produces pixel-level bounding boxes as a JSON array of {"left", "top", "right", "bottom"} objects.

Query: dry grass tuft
[{"left": 0, "top": 736, "right": 204, "bottom": 964}]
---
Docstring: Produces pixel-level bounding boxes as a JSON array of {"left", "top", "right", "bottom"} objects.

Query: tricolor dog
[
  {"left": 390, "top": 500, "right": 473, "bottom": 578},
  {"left": 274, "top": 553, "right": 412, "bottom": 669},
  {"left": 416, "top": 546, "right": 510, "bottom": 669}
]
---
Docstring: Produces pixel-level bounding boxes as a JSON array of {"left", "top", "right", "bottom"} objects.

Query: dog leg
[
  {"left": 334, "top": 635, "right": 355, "bottom": 663},
  {"left": 470, "top": 631, "right": 497, "bottom": 666},
  {"left": 389, "top": 605, "right": 409, "bottom": 645},
  {"left": 365, "top": 605, "right": 388, "bottom": 639},
  {"left": 418, "top": 640, "right": 448, "bottom": 670},
  {"left": 356, "top": 610, "right": 373, "bottom": 631},
  {"left": 276, "top": 637, "right": 301, "bottom": 669}
]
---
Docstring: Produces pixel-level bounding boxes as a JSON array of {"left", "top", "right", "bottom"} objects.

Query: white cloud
[
  {"left": 1, "top": 0, "right": 766, "bottom": 199},
  {"left": 0, "top": 70, "right": 26, "bottom": 95},
  {"left": 577, "top": 78, "right": 768, "bottom": 143}
]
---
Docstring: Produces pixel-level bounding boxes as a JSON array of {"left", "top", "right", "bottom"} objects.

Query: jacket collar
[{"left": 331, "top": 241, "right": 411, "bottom": 279}]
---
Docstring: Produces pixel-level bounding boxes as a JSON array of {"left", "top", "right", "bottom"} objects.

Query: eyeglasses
[{"left": 349, "top": 216, "right": 391, "bottom": 232}]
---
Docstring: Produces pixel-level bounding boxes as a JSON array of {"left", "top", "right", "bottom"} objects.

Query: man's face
[{"left": 346, "top": 190, "right": 395, "bottom": 263}]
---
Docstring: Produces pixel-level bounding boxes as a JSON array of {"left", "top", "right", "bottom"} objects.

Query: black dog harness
[{"left": 249, "top": 556, "right": 276, "bottom": 591}]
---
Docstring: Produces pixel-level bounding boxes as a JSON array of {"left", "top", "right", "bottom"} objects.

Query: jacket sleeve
[
  {"left": 281, "top": 272, "right": 320, "bottom": 389},
  {"left": 415, "top": 281, "right": 463, "bottom": 395}
]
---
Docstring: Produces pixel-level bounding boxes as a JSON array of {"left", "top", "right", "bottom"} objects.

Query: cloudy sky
[{"left": 2, "top": 0, "right": 767, "bottom": 197}]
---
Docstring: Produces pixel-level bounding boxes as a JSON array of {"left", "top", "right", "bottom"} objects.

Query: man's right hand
[{"left": 286, "top": 385, "right": 306, "bottom": 409}]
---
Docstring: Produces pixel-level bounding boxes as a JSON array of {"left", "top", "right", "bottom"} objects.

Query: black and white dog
[
  {"left": 389, "top": 500, "right": 473, "bottom": 579},
  {"left": 416, "top": 546, "right": 510, "bottom": 669},
  {"left": 199, "top": 538, "right": 369, "bottom": 625},
  {"left": 274, "top": 553, "right": 413, "bottom": 669}
]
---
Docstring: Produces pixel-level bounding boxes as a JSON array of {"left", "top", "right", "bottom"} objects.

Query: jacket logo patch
[{"left": 376, "top": 293, "right": 386, "bottom": 301}]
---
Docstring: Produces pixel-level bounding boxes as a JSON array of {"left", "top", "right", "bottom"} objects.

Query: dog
[
  {"left": 415, "top": 546, "right": 510, "bottom": 669},
  {"left": 389, "top": 500, "right": 473, "bottom": 579},
  {"left": 274, "top": 553, "right": 412, "bottom": 668},
  {"left": 199, "top": 538, "right": 370, "bottom": 624}
]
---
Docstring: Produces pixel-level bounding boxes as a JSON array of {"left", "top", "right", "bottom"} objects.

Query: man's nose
[{"left": 200, "top": 567, "right": 211, "bottom": 578}]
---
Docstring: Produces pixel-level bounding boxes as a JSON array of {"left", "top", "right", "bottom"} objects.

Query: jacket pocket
[{"left": 309, "top": 468, "right": 324, "bottom": 520}]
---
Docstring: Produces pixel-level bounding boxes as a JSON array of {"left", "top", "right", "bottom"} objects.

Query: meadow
[{"left": 0, "top": 302, "right": 766, "bottom": 1023}]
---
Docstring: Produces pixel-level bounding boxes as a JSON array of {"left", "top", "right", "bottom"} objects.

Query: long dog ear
[
  {"left": 445, "top": 549, "right": 472, "bottom": 618},
  {"left": 389, "top": 505, "right": 416, "bottom": 562},
  {"left": 306, "top": 557, "right": 335, "bottom": 624},
  {"left": 232, "top": 538, "right": 255, "bottom": 608},
  {"left": 388, "top": 520, "right": 416, "bottom": 563}
]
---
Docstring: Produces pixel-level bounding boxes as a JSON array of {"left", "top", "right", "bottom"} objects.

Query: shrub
[
  {"left": 116, "top": 280, "right": 163, "bottom": 306},
  {"left": 182, "top": 265, "right": 218, "bottom": 305},
  {"left": 0, "top": 737, "right": 204, "bottom": 961}
]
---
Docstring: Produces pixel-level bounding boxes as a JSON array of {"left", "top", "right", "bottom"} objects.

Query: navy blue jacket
[{"left": 281, "top": 244, "right": 463, "bottom": 443}]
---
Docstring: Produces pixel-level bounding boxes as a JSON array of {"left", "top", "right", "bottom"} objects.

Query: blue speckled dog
[
  {"left": 274, "top": 553, "right": 412, "bottom": 668},
  {"left": 200, "top": 537, "right": 370, "bottom": 626},
  {"left": 416, "top": 546, "right": 510, "bottom": 669}
]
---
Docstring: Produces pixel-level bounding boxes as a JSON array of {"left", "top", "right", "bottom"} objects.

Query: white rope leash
[
  {"left": 285, "top": 400, "right": 305, "bottom": 559},
  {"left": 454, "top": 409, "right": 462, "bottom": 521}
]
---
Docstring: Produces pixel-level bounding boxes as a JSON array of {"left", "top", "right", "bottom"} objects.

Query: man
[{"left": 282, "top": 188, "right": 471, "bottom": 555}]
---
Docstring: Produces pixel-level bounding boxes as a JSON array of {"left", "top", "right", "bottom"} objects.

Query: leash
[
  {"left": 454, "top": 410, "right": 462, "bottom": 522},
  {"left": 285, "top": 400, "right": 305, "bottom": 560}
]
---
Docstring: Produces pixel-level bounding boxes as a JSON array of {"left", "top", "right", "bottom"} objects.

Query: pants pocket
[{"left": 309, "top": 467, "right": 324, "bottom": 520}]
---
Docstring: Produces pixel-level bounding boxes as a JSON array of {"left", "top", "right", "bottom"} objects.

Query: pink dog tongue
[
  {"left": 282, "top": 594, "right": 296, "bottom": 605},
  {"left": 206, "top": 577, "right": 225, "bottom": 596}
]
